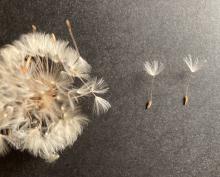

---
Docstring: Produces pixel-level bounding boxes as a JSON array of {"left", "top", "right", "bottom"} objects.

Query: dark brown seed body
[
  {"left": 183, "top": 95, "right": 189, "bottom": 106},
  {"left": 146, "top": 100, "right": 152, "bottom": 109}
]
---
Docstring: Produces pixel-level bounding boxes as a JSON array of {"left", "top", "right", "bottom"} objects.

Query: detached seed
[
  {"left": 183, "top": 95, "right": 189, "bottom": 106},
  {"left": 146, "top": 100, "right": 152, "bottom": 109}
]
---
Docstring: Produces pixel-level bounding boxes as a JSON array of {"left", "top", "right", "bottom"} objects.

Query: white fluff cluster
[
  {"left": 184, "top": 54, "right": 206, "bottom": 73},
  {"left": 144, "top": 60, "right": 164, "bottom": 77},
  {"left": 0, "top": 32, "right": 110, "bottom": 162}
]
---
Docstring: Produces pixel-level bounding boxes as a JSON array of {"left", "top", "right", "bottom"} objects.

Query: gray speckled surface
[{"left": 0, "top": 0, "right": 220, "bottom": 176}]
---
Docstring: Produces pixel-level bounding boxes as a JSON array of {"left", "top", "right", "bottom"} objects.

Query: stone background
[{"left": 0, "top": 0, "right": 220, "bottom": 176}]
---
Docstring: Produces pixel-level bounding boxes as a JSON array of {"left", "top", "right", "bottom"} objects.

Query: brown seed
[
  {"left": 32, "top": 25, "right": 37, "bottom": 32},
  {"left": 183, "top": 95, "right": 189, "bottom": 106},
  {"left": 20, "top": 56, "right": 32, "bottom": 74},
  {"left": 30, "top": 96, "right": 42, "bottom": 101},
  {"left": 65, "top": 19, "right": 71, "bottom": 29},
  {"left": 146, "top": 100, "right": 152, "bottom": 109}
]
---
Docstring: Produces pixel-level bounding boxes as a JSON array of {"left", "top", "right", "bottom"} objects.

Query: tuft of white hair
[
  {"left": 144, "top": 60, "right": 164, "bottom": 77},
  {"left": 0, "top": 135, "right": 9, "bottom": 155},
  {"left": 183, "top": 54, "right": 206, "bottom": 73},
  {"left": 94, "top": 96, "right": 111, "bottom": 116},
  {"left": 0, "top": 32, "right": 110, "bottom": 162}
]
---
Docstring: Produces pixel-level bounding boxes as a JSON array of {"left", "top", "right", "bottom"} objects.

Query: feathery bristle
[
  {"left": 144, "top": 60, "right": 164, "bottom": 76},
  {"left": 94, "top": 96, "right": 111, "bottom": 115},
  {"left": 184, "top": 55, "right": 206, "bottom": 73}
]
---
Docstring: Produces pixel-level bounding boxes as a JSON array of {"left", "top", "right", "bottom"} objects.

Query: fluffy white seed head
[{"left": 0, "top": 32, "right": 110, "bottom": 162}]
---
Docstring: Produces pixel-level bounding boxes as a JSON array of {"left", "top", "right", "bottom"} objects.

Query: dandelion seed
[
  {"left": 0, "top": 20, "right": 110, "bottom": 162},
  {"left": 51, "top": 33, "right": 56, "bottom": 42},
  {"left": 0, "top": 135, "right": 9, "bottom": 155},
  {"left": 77, "top": 78, "right": 109, "bottom": 95},
  {"left": 32, "top": 25, "right": 37, "bottom": 32},
  {"left": 144, "top": 60, "right": 164, "bottom": 109},
  {"left": 65, "top": 19, "right": 80, "bottom": 57},
  {"left": 183, "top": 55, "right": 206, "bottom": 106}
]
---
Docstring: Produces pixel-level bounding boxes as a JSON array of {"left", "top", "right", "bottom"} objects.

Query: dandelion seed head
[{"left": 0, "top": 32, "right": 110, "bottom": 161}]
